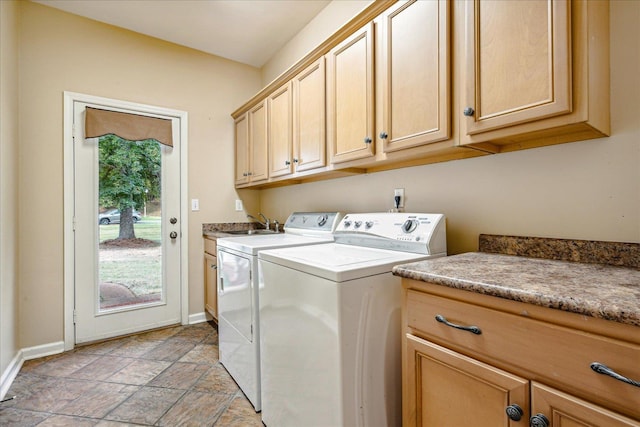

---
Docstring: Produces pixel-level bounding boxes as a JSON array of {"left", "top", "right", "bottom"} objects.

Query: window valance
[{"left": 85, "top": 107, "right": 173, "bottom": 147}]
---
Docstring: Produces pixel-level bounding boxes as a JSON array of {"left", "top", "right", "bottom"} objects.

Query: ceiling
[{"left": 32, "top": 0, "right": 332, "bottom": 68}]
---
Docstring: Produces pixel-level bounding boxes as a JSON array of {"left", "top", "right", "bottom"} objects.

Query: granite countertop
[
  {"left": 202, "top": 222, "right": 262, "bottom": 238},
  {"left": 393, "top": 237, "right": 640, "bottom": 327}
]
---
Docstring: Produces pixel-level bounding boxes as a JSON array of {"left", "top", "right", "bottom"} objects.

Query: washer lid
[
  {"left": 258, "top": 243, "right": 434, "bottom": 282},
  {"left": 217, "top": 234, "right": 332, "bottom": 255}
]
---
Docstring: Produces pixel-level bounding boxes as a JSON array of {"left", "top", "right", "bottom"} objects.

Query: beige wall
[
  {"left": 261, "top": 0, "right": 372, "bottom": 86},
  {"left": 17, "top": 1, "right": 261, "bottom": 348},
  {"left": 259, "top": 0, "right": 640, "bottom": 253},
  {"left": 0, "top": 0, "right": 20, "bottom": 383}
]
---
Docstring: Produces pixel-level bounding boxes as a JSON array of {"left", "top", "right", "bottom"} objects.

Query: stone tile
[
  {"left": 105, "top": 359, "right": 170, "bottom": 385},
  {"left": 213, "top": 393, "right": 262, "bottom": 426},
  {"left": 28, "top": 353, "right": 99, "bottom": 377},
  {"left": 201, "top": 330, "right": 219, "bottom": 345},
  {"left": 178, "top": 344, "right": 219, "bottom": 365},
  {"left": 157, "top": 391, "right": 233, "bottom": 427},
  {"left": 57, "top": 382, "right": 138, "bottom": 418},
  {"left": 192, "top": 364, "right": 239, "bottom": 395},
  {"left": 9, "top": 377, "right": 96, "bottom": 413},
  {"left": 171, "top": 326, "right": 212, "bottom": 343},
  {"left": 95, "top": 420, "right": 141, "bottom": 427},
  {"left": 133, "top": 325, "right": 182, "bottom": 341},
  {"left": 140, "top": 338, "right": 195, "bottom": 362},
  {"left": 69, "top": 356, "right": 135, "bottom": 381},
  {"left": 0, "top": 407, "right": 49, "bottom": 426},
  {"left": 147, "top": 362, "right": 209, "bottom": 390},
  {"left": 37, "top": 414, "right": 99, "bottom": 426},
  {"left": 72, "top": 338, "right": 130, "bottom": 356},
  {"left": 108, "top": 339, "right": 161, "bottom": 358},
  {"left": 104, "top": 386, "right": 184, "bottom": 425}
]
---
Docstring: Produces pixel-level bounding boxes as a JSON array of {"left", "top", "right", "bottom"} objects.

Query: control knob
[
  {"left": 402, "top": 219, "right": 418, "bottom": 233},
  {"left": 317, "top": 214, "right": 328, "bottom": 226},
  {"left": 365, "top": 221, "right": 373, "bottom": 229},
  {"left": 343, "top": 220, "right": 352, "bottom": 227},
  {"left": 354, "top": 221, "right": 362, "bottom": 228}
]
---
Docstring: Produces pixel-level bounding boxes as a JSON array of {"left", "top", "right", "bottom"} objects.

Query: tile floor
[{"left": 0, "top": 322, "right": 263, "bottom": 426}]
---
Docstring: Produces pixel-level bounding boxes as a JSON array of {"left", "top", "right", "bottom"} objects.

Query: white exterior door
[{"left": 73, "top": 100, "right": 182, "bottom": 344}]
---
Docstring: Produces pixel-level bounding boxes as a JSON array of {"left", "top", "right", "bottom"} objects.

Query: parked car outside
[{"left": 98, "top": 209, "right": 142, "bottom": 225}]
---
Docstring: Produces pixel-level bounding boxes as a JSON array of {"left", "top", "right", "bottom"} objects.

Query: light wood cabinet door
[
  {"left": 461, "top": 0, "right": 572, "bottom": 137},
  {"left": 248, "top": 100, "right": 268, "bottom": 183},
  {"left": 268, "top": 82, "right": 293, "bottom": 178},
  {"left": 293, "top": 57, "right": 326, "bottom": 172},
  {"left": 234, "top": 114, "right": 249, "bottom": 185},
  {"left": 531, "top": 382, "right": 640, "bottom": 427},
  {"left": 379, "top": 0, "right": 450, "bottom": 153},
  {"left": 327, "top": 22, "right": 375, "bottom": 165},
  {"left": 404, "top": 334, "right": 529, "bottom": 427},
  {"left": 204, "top": 252, "right": 217, "bottom": 320}
]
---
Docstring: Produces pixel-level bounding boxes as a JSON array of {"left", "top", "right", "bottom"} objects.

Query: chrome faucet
[{"left": 247, "top": 213, "right": 270, "bottom": 230}]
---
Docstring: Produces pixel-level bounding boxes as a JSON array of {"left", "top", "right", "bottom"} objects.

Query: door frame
[{"left": 63, "top": 91, "right": 189, "bottom": 351}]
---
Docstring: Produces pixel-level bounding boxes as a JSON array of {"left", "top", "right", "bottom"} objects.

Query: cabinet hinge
[
  {"left": 72, "top": 216, "right": 77, "bottom": 231},
  {"left": 73, "top": 310, "right": 77, "bottom": 324}
]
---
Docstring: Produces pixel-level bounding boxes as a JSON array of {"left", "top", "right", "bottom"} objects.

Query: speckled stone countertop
[
  {"left": 393, "top": 237, "right": 640, "bottom": 327},
  {"left": 202, "top": 222, "right": 260, "bottom": 238}
]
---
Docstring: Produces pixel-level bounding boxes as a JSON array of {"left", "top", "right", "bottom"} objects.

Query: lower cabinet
[
  {"left": 203, "top": 237, "right": 217, "bottom": 321},
  {"left": 402, "top": 280, "right": 639, "bottom": 427}
]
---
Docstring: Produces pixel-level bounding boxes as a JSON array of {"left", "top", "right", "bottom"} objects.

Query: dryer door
[{"left": 218, "top": 249, "right": 253, "bottom": 341}]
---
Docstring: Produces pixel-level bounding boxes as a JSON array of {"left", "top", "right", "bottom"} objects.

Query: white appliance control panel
[
  {"left": 283, "top": 212, "right": 344, "bottom": 236},
  {"left": 334, "top": 213, "right": 447, "bottom": 255}
]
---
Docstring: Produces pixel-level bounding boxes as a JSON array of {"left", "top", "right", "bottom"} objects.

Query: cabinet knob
[
  {"left": 285, "top": 160, "right": 291, "bottom": 165},
  {"left": 379, "top": 132, "right": 388, "bottom": 139},
  {"left": 530, "top": 414, "right": 549, "bottom": 427},
  {"left": 463, "top": 107, "right": 475, "bottom": 117},
  {"left": 169, "top": 231, "right": 178, "bottom": 239},
  {"left": 243, "top": 172, "right": 248, "bottom": 177},
  {"left": 293, "top": 158, "right": 299, "bottom": 163},
  {"left": 364, "top": 137, "right": 372, "bottom": 144},
  {"left": 505, "top": 404, "right": 524, "bottom": 421}
]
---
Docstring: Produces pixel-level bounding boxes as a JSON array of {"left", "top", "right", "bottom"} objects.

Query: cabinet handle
[
  {"left": 590, "top": 362, "right": 640, "bottom": 387},
  {"left": 463, "top": 107, "right": 475, "bottom": 116},
  {"left": 219, "top": 277, "right": 224, "bottom": 292},
  {"left": 379, "top": 132, "right": 388, "bottom": 139},
  {"left": 435, "top": 314, "right": 482, "bottom": 335},
  {"left": 364, "top": 137, "right": 372, "bottom": 144},
  {"left": 243, "top": 172, "right": 248, "bottom": 177},
  {"left": 529, "top": 414, "right": 549, "bottom": 427},
  {"left": 505, "top": 404, "right": 524, "bottom": 421},
  {"left": 211, "top": 264, "right": 217, "bottom": 269},
  {"left": 285, "top": 160, "right": 291, "bottom": 165}
]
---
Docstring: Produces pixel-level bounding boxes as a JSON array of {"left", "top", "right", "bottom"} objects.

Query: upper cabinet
[
  {"left": 327, "top": 23, "right": 375, "bottom": 165},
  {"left": 235, "top": 101, "right": 268, "bottom": 187},
  {"left": 379, "top": 0, "right": 450, "bottom": 153},
  {"left": 293, "top": 57, "right": 327, "bottom": 173},
  {"left": 459, "top": 0, "right": 610, "bottom": 152},
  {"left": 231, "top": 0, "right": 609, "bottom": 188},
  {"left": 268, "top": 82, "right": 293, "bottom": 178}
]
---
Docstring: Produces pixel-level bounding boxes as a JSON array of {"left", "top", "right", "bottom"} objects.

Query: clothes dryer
[{"left": 216, "top": 212, "right": 343, "bottom": 411}]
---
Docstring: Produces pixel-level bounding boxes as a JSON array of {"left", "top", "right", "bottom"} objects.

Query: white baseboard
[
  {"left": 0, "top": 351, "right": 23, "bottom": 401},
  {"left": 21, "top": 341, "right": 65, "bottom": 361},
  {"left": 188, "top": 312, "right": 208, "bottom": 324},
  {"left": 0, "top": 341, "right": 64, "bottom": 400}
]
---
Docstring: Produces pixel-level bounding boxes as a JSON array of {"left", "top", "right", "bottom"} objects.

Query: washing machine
[
  {"left": 258, "top": 212, "right": 446, "bottom": 427},
  {"left": 216, "top": 212, "right": 343, "bottom": 411}
]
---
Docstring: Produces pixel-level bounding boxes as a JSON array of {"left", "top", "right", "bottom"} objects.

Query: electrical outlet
[
  {"left": 191, "top": 199, "right": 200, "bottom": 211},
  {"left": 235, "top": 199, "right": 243, "bottom": 211},
  {"left": 394, "top": 188, "right": 405, "bottom": 208}
]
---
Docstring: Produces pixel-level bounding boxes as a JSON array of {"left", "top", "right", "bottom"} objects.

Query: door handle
[{"left": 169, "top": 231, "right": 178, "bottom": 239}]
